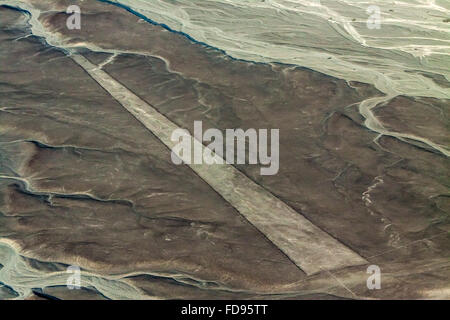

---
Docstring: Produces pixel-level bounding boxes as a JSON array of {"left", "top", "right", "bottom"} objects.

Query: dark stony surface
[{"left": 0, "top": 1, "right": 448, "bottom": 299}]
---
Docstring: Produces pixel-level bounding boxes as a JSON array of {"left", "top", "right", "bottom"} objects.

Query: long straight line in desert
[{"left": 71, "top": 53, "right": 368, "bottom": 275}]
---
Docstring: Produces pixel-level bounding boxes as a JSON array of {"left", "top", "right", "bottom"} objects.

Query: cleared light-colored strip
[{"left": 71, "top": 53, "right": 368, "bottom": 275}]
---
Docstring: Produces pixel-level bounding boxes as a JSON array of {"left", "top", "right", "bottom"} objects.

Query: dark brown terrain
[{"left": 0, "top": 0, "right": 448, "bottom": 299}]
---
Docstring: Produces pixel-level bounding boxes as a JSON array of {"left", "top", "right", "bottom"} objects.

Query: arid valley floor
[{"left": 0, "top": 0, "right": 449, "bottom": 300}]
